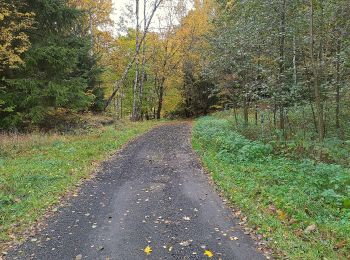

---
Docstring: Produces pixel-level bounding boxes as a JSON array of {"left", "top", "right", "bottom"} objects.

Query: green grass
[
  {"left": 0, "top": 120, "right": 161, "bottom": 246},
  {"left": 216, "top": 107, "right": 350, "bottom": 167},
  {"left": 192, "top": 115, "right": 350, "bottom": 259}
]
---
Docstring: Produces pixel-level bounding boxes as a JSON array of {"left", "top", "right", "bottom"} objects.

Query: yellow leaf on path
[
  {"left": 204, "top": 250, "right": 213, "bottom": 258},
  {"left": 144, "top": 245, "right": 152, "bottom": 255}
]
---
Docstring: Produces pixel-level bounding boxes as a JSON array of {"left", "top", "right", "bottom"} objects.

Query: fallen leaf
[
  {"left": 277, "top": 210, "right": 287, "bottom": 220},
  {"left": 334, "top": 240, "right": 347, "bottom": 250},
  {"left": 180, "top": 240, "right": 191, "bottom": 246},
  {"left": 144, "top": 245, "right": 152, "bottom": 255},
  {"left": 75, "top": 254, "right": 82, "bottom": 260},
  {"left": 304, "top": 224, "right": 317, "bottom": 234},
  {"left": 230, "top": 236, "right": 239, "bottom": 241},
  {"left": 204, "top": 250, "right": 213, "bottom": 258}
]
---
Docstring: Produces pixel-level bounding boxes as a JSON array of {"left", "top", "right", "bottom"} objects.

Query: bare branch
[{"left": 104, "top": 0, "right": 164, "bottom": 110}]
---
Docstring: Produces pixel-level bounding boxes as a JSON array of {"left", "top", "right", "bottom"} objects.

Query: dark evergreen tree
[{"left": 0, "top": 0, "right": 103, "bottom": 128}]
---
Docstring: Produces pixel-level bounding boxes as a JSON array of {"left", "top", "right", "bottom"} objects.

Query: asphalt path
[{"left": 8, "top": 122, "right": 265, "bottom": 260}]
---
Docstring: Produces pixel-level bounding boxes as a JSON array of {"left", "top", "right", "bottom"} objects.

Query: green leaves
[
  {"left": 193, "top": 114, "right": 350, "bottom": 259},
  {"left": 193, "top": 117, "right": 272, "bottom": 163},
  {"left": 342, "top": 198, "right": 350, "bottom": 209},
  {"left": 0, "top": 0, "right": 103, "bottom": 128}
]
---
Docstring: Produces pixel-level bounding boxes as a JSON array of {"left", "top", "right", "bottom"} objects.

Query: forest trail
[{"left": 8, "top": 123, "right": 264, "bottom": 260}]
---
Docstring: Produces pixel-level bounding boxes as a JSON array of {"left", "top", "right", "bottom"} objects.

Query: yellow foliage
[
  {"left": 0, "top": 3, "right": 35, "bottom": 71},
  {"left": 68, "top": 0, "right": 114, "bottom": 53}
]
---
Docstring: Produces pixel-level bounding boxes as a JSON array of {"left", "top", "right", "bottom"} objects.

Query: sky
[
  {"left": 111, "top": 0, "right": 191, "bottom": 33},
  {"left": 112, "top": 0, "right": 130, "bottom": 20}
]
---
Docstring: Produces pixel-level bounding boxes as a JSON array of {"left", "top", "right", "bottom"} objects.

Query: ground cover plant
[
  {"left": 0, "top": 119, "right": 161, "bottom": 245},
  {"left": 192, "top": 114, "right": 350, "bottom": 259}
]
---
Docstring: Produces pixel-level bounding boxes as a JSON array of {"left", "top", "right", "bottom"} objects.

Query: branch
[{"left": 104, "top": 0, "right": 164, "bottom": 110}]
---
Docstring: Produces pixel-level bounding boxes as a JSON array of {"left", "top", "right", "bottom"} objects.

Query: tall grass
[{"left": 0, "top": 132, "right": 65, "bottom": 158}]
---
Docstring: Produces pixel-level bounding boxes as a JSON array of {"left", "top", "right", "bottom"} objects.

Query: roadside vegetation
[
  {"left": 192, "top": 114, "right": 350, "bottom": 259},
  {"left": 0, "top": 118, "right": 161, "bottom": 245}
]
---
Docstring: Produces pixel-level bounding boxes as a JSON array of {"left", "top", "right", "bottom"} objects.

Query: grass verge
[
  {"left": 192, "top": 115, "right": 350, "bottom": 259},
  {"left": 0, "top": 120, "right": 161, "bottom": 247}
]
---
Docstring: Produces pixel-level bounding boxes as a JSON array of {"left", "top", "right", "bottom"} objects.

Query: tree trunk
[
  {"left": 243, "top": 97, "right": 249, "bottom": 127},
  {"left": 120, "top": 94, "right": 123, "bottom": 119},
  {"left": 156, "top": 77, "right": 165, "bottom": 119},
  {"left": 104, "top": 0, "right": 164, "bottom": 110},
  {"left": 335, "top": 38, "right": 341, "bottom": 131},
  {"left": 88, "top": 9, "right": 94, "bottom": 56},
  {"left": 310, "top": 0, "right": 325, "bottom": 140},
  {"left": 293, "top": 35, "right": 297, "bottom": 85},
  {"left": 138, "top": 0, "right": 147, "bottom": 119},
  {"left": 278, "top": 0, "right": 286, "bottom": 132},
  {"left": 132, "top": 0, "right": 140, "bottom": 121},
  {"left": 233, "top": 102, "right": 238, "bottom": 125}
]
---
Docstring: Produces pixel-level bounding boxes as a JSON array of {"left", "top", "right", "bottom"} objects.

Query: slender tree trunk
[
  {"left": 243, "top": 96, "right": 249, "bottom": 127},
  {"left": 88, "top": 9, "right": 94, "bottom": 56},
  {"left": 114, "top": 97, "right": 118, "bottom": 119},
  {"left": 156, "top": 77, "right": 165, "bottom": 119},
  {"left": 335, "top": 38, "right": 341, "bottom": 131},
  {"left": 104, "top": 0, "right": 164, "bottom": 110},
  {"left": 132, "top": 0, "right": 140, "bottom": 121},
  {"left": 138, "top": 0, "right": 147, "bottom": 120},
  {"left": 120, "top": 95, "right": 123, "bottom": 119},
  {"left": 278, "top": 0, "right": 286, "bottom": 132},
  {"left": 293, "top": 35, "right": 297, "bottom": 85},
  {"left": 310, "top": 0, "right": 325, "bottom": 140},
  {"left": 233, "top": 102, "right": 238, "bottom": 125},
  {"left": 273, "top": 103, "right": 277, "bottom": 127},
  {"left": 307, "top": 84, "right": 318, "bottom": 133}
]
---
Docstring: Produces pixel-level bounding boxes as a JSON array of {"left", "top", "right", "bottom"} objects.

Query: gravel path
[{"left": 8, "top": 122, "right": 264, "bottom": 260}]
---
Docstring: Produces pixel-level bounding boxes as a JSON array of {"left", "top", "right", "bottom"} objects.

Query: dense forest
[{"left": 1, "top": 0, "right": 349, "bottom": 137}]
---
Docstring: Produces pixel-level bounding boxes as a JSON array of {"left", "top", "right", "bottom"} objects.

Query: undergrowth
[
  {"left": 214, "top": 108, "right": 350, "bottom": 167},
  {"left": 192, "top": 115, "right": 350, "bottom": 259}
]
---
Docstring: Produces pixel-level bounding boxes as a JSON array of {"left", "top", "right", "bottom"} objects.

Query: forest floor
[{"left": 5, "top": 122, "right": 265, "bottom": 260}]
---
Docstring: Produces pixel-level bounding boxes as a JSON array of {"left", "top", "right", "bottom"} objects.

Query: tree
[
  {"left": 0, "top": 1, "right": 34, "bottom": 72},
  {"left": 104, "top": 0, "right": 164, "bottom": 111},
  {"left": 0, "top": 0, "right": 99, "bottom": 128}
]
